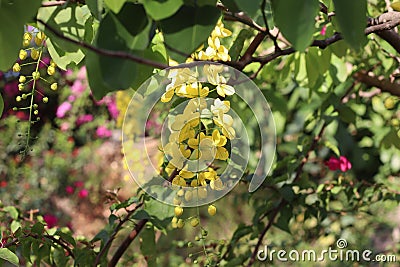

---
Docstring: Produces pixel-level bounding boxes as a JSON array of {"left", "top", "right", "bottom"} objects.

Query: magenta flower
[
  {"left": 43, "top": 214, "right": 58, "bottom": 228},
  {"left": 320, "top": 25, "right": 327, "bottom": 36},
  {"left": 325, "top": 156, "right": 352, "bottom": 172},
  {"left": 65, "top": 185, "right": 74, "bottom": 195},
  {"left": 56, "top": 102, "right": 72, "bottom": 118},
  {"left": 96, "top": 126, "right": 112, "bottom": 138},
  {"left": 78, "top": 188, "right": 88, "bottom": 199},
  {"left": 74, "top": 181, "right": 84, "bottom": 188},
  {"left": 107, "top": 101, "right": 119, "bottom": 119},
  {"left": 71, "top": 80, "right": 86, "bottom": 95},
  {"left": 76, "top": 114, "right": 94, "bottom": 126}
]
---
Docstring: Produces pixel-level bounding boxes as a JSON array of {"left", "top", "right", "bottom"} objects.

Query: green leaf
[
  {"left": 274, "top": 204, "right": 292, "bottom": 233},
  {"left": 332, "top": 0, "right": 367, "bottom": 50},
  {"left": 0, "top": 93, "right": 3, "bottom": 118},
  {"left": 234, "top": 0, "right": 261, "bottom": 17},
  {"left": 0, "top": 248, "right": 19, "bottom": 266},
  {"left": 3, "top": 206, "right": 18, "bottom": 219},
  {"left": 141, "top": 0, "right": 184, "bottom": 20},
  {"left": 37, "top": 5, "right": 92, "bottom": 69},
  {"left": 140, "top": 224, "right": 156, "bottom": 267},
  {"left": 86, "top": 3, "right": 166, "bottom": 99},
  {"left": 0, "top": 0, "right": 42, "bottom": 70},
  {"left": 104, "top": 0, "right": 126, "bottom": 13},
  {"left": 271, "top": 0, "right": 319, "bottom": 52},
  {"left": 229, "top": 29, "right": 253, "bottom": 61},
  {"left": 86, "top": 0, "right": 104, "bottom": 20},
  {"left": 31, "top": 222, "right": 45, "bottom": 235},
  {"left": 158, "top": 2, "right": 220, "bottom": 61}
]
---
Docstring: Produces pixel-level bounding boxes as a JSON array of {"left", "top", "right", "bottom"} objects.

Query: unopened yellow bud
[
  {"left": 12, "top": 63, "right": 21, "bottom": 72},
  {"left": 19, "top": 49, "right": 27, "bottom": 60},
  {"left": 42, "top": 97, "right": 48, "bottom": 103},
  {"left": 47, "top": 65, "right": 55, "bottom": 76},
  {"left": 177, "top": 219, "right": 185, "bottom": 228},
  {"left": 19, "top": 76, "right": 26, "bottom": 83},
  {"left": 18, "top": 84, "right": 24, "bottom": 91},
  {"left": 208, "top": 205, "right": 216, "bottom": 216},
  {"left": 32, "top": 71, "right": 40, "bottom": 81},
  {"left": 50, "top": 83, "right": 58, "bottom": 91},
  {"left": 174, "top": 206, "right": 183, "bottom": 217},
  {"left": 190, "top": 218, "right": 199, "bottom": 227},
  {"left": 35, "top": 32, "right": 46, "bottom": 46},
  {"left": 31, "top": 49, "right": 39, "bottom": 60}
]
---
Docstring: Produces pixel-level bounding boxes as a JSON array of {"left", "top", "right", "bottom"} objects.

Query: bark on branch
[{"left": 354, "top": 71, "right": 400, "bottom": 97}]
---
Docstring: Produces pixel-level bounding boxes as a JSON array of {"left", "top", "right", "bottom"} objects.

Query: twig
[
  {"left": 108, "top": 169, "right": 179, "bottom": 267},
  {"left": 108, "top": 219, "right": 148, "bottom": 267},
  {"left": 93, "top": 202, "right": 144, "bottom": 266},
  {"left": 44, "top": 234, "right": 75, "bottom": 259},
  {"left": 247, "top": 123, "right": 328, "bottom": 266},
  {"left": 36, "top": 19, "right": 169, "bottom": 70},
  {"left": 353, "top": 71, "right": 400, "bottom": 97}
]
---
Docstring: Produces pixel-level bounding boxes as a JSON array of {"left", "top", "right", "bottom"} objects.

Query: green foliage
[
  {"left": 0, "top": 248, "right": 19, "bottom": 266},
  {"left": 0, "top": 0, "right": 400, "bottom": 266},
  {"left": 333, "top": 0, "right": 367, "bottom": 50},
  {"left": 0, "top": 0, "right": 42, "bottom": 70},
  {"left": 271, "top": 0, "right": 319, "bottom": 51}
]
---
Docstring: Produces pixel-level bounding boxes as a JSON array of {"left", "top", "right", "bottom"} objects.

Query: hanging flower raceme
[{"left": 159, "top": 63, "right": 236, "bottom": 227}]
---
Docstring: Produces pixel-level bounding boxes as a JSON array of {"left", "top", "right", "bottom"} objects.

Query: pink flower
[
  {"left": 65, "top": 185, "right": 74, "bottom": 195},
  {"left": 77, "top": 66, "right": 87, "bottom": 80},
  {"left": 107, "top": 101, "right": 119, "bottom": 119},
  {"left": 78, "top": 188, "right": 88, "bottom": 199},
  {"left": 56, "top": 102, "right": 72, "bottom": 118},
  {"left": 60, "top": 122, "right": 70, "bottom": 131},
  {"left": 71, "top": 80, "right": 86, "bottom": 95},
  {"left": 43, "top": 214, "right": 58, "bottom": 228},
  {"left": 74, "top": 181, "right": 84, "bottom": 188},
  {"left": 76, "top": 114, "right": 93, "bottom": 126},
  {"left": 96, "top": 126, "right": 112, "bottom": 138},
  {"left": 68, "top": 95, "right": 76, "bottom": 102},
  {"left": 325, "top": 156, "right": 352, "bottom": 172},
  {"left": 320, "top": 25, "right": 327, "bottom": 36}
]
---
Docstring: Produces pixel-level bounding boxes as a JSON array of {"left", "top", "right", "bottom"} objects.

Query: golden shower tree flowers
[
  {"left": 213, "top": 113, "right": 236, "bottom": 139},
  {"left": 175, "top": 82, "right": 209, "bottom": 99}
]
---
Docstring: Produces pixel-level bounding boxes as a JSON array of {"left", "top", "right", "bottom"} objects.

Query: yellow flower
[
  {"left": 164, "top": 142, "right": 191, "bottom": 169},
  {"left": 210, "top": 178, "right": 224, "bottom": 190},
  {"left": 175, "top": 82, "right": 209, "bottom": 98},
  {"left": 188, "top": 132, "right": 214, "bottom": 161},
  {"left": 204, "top": 65, "right": 235, "bottom": 97},
  {"left": 212, "top": 129, "right": 229, "bottom": 160},
  {"left": 211, "top": 98, "right": 230, "bottom": 116},
  {"left": 214, "top": 113, "right": 235, "bottom": 139},
  {"left": 161, "top": 88, "right": 174, "bottom": 103}
]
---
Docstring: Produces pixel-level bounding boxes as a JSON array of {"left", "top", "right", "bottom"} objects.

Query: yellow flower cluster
[
  {"left": 160, "top": 64, "right": 235, "bottom": 205},
  {"left": 192, "top": 21, "right": 232, "bottom": 62}
]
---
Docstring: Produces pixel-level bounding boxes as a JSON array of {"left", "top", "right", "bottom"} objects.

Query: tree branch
[
  {"left": 93, "top": 202, "right": 144, "bottom": 266},
  {"left": 353, "top": 71, "right": 400, "bottom": 97},
  {"left": 36, "top": 19, "right": 169, "bottom": 70},
  {"left": 108, "top": 169, "right": 179, "bottom": 267}
]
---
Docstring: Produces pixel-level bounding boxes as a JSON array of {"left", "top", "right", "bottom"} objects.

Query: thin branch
[
  {"left": 246, "top": 200, "right": 286, "bottom": 267},
  {"left": 36, "top": 19, "right": 169, "bottom": 70},
  {"left": 93, "top": 202, "right": 144, "bottom": 266},
  {"left": 247, "top": 123, "right": 327, "bottom": 266},
  {"left": 44, "top": 234, "right": 75, "bottom": 259},
  {"left": 108, "top": 219, "right": 148, "bottom": 267},
  {"left": 108, "top": 169, "right": 179, "bottom": 267},
  {"left": 353, "top": 71, "right": 400, "bottom": 97}
]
